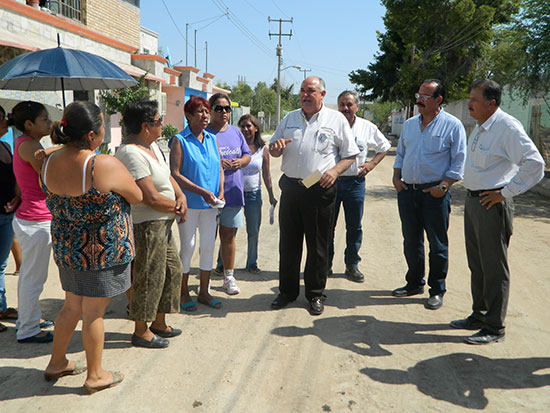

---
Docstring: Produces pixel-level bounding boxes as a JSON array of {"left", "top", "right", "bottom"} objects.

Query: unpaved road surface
[{"left": 1, "top": 149, "right": 550, "bottom": 412}]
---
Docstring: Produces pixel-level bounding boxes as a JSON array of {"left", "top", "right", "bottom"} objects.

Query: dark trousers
[
  {"left": 278, "top": 175, "right": 336, "bottom": 300},
  {"left": 464, "top": 195, "right": 513, "bottom": 335},
  {"left": 328, "top": 177, "right": 365, "bottom": 269},
  {"left": 397, "top": 188, "right": 451, "bottom": 296}
]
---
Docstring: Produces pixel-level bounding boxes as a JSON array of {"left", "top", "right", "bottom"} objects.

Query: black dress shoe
[
  {"left": 149, "top": 326, "right": 182, "bottom": 338},
  {"left": 392, "top": 285, "right": 424, "bottom": 297},
  {"left": 18, "top": 331, "right": 54, "bottom": 343},
  {"left": 425, "top": 294, "right": 443, "bottom": 310},
  {"left": 131, "top": 333, "right": 169, "bottom": 348},
  {"left": 465, "top": 328, "right": 505, "bottom": 345},
  {"left": 450, "top": 315, "right": 484, "bottom": 330},
  {"left": 271, "top": 294, "right": 294, "bottom": 309},
  {"left": 309, "top": 296, "right": 325, "bottom": 316},
  {"left": 345, "top": 267, "right": 364, "bottom": 283}
]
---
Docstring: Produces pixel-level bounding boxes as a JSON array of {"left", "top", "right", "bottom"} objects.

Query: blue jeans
[
  {"left": 397, "top": 188, "right": 450, "bottom": 296},
  {"left": 244, "top": 189, "right": 262, "bottom": 268},
  {"left": 0, "top": 213, "right": 15, "bottom": 312},
  {"left": 329, "top": 177, "right": 365, "bottom": 269}
]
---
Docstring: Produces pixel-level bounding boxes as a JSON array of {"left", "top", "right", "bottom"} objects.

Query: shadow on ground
[
  {"left": 270, "top": 315, "right": 463, "bottom": 357},
  {"left": 361, "top": 353, "right": 550, "bottom": 409},
  {"left": 0, "top": 366, "right": 83, "bottom": 401}
]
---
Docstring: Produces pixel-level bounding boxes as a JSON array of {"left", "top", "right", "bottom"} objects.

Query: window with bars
[{"left": 47, "top": 0, "right": 82, "bottom": 22}]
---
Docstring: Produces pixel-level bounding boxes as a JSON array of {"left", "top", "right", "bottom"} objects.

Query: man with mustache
[
  {"left": 328, "top": 90, "right": 390, "bottom": 282},
  {"left": 269, "top": 76, "right": 359, "bottom": 315},
  {"left": 451, "top": 79, "right": 544, "bottom": 344},
  {"left": 392, "top": 79, "right": 466, "bottom": 310}
]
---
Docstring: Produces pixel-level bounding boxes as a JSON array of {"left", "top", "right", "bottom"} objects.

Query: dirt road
[{"left": 1, "top": 150, "right": 549, "bottom": 412}]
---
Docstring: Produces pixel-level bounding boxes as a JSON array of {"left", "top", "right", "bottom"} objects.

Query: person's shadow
[
  {"left": 0, "top": 367, "right": 82, "bottom": 401},
  {"left": 271, "top": 315, "right": 463, "bottom": 356},
  {"left": 361, "top": 353, "right": 550, "bottom": 409}
]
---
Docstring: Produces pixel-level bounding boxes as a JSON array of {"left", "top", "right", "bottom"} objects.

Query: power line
[
  {"left": 211, "top": 0, "right": 273, "bottom": 58},
  {"left": 161, "top": 0, "right": 193, "bottom": 50}
]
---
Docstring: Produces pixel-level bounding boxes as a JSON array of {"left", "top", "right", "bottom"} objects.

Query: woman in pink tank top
[{"left": 8, "top": 101, "right": 55, "bottom": 343}]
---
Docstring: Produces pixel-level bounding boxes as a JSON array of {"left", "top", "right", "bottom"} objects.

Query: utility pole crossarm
[{"left": 268, "top": 17, "right": 294, "bottom": 124}]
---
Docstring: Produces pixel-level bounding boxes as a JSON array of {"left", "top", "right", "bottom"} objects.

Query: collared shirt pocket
[
  {"left": 424, "top": 135, "right": 447, "bottom": 153},
  {"left": 315, "top": 127, "right": 335, "bottom": 154}
]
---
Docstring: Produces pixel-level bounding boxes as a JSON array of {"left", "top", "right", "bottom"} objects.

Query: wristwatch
[{"left": 438, "top": 183, "right": 449, "bottom": 192}]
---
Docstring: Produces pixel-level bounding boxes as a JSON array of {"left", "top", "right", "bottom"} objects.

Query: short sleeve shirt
[
  {"left": 115, "top": 141, "right": 176, "bottom": 224},
  {"left": 270, "top": 105, "right": 359, "bottom": 179},
  {"left": 206, "top": 124, "right": 251, "bottom": 207},
  {"left": 342, "top": 116, "right": 391, "bottom": 177}
]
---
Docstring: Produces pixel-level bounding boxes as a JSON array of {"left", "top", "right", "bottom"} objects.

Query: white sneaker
[{"left": 223, "top": 276, "right": 240, "bottom": 295}]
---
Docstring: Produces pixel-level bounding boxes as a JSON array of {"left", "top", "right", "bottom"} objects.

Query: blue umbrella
[{"left": 0, "top": 38, "right": 136, "bottom": 107}]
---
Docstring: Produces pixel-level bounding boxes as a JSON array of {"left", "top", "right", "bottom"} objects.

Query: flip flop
[
  {"left": 44, "top": 360, "right": 87, "bottom": 382},
  {"left": 197, "top": 296, "right": 222, "bottom": 309},
  {"left": 0, "top": 308, "right": 18, "bottom": 320},
  {"left": 0, "top": 323, "right": 7, "bottom": 333},
  {"left": 180, "top": 300, "right": 197, "bottom": 312},
  {"left": 83, "top": 371, "right": 124, "bottom": 395}
]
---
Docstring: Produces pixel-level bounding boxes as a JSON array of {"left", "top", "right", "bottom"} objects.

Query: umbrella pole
[{"left": 61, "top": 77, "right": 66, "bottom": 108}]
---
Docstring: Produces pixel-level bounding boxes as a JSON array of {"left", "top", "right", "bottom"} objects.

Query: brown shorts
[{"left": 130, "top": 220, "right": 182, "bottom": 322}]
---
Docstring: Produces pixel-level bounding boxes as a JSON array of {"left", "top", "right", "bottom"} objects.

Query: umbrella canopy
[{"left": 0, "top": 46, "right": 137, "bottom": 91}]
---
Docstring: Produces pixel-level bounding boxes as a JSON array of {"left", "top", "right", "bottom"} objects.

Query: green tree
[
  {"left": 100, "top": 74, "right": 150, "bottom": 138},
  {"left": 512, "top": 0, "right": 550, "bottom": 112},
  {"left": 349, "top": 0, "right": 520, "bottom": 107},
  {"left": 364, "top": 100, "right": 401, "bottom": 133},
  {"left": 230, "top": 81, "right": 253, "bottom": 107},
  {"left": 252, "top": 82, "right": 277, "bottom": 116}
]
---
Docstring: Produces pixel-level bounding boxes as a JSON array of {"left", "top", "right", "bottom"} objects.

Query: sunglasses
[
  {"left": 148, "top": 115, "right": 163, "bottom": 126},
  {"left": 213, "top": 105, "right": 232, "bottom": 113}
]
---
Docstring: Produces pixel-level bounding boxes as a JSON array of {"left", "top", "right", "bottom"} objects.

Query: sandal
[
  {"left": 83, "top": 371, "right": 124, "bottom": 395},
  {"left": 180, "top": 300, "right": 197, "bottom": 312},
  {"left": 0, "top": 307, "right": 18, "bottom": 320},
  {"left": 197, "top": 296, "right": 222, "bottom": 309},
  {"left": 44, "top": 360, "right": 87, "bottom": 381}
]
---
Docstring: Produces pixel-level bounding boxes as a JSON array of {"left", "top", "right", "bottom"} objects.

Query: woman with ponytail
[{"left": 41, "top": 101, "right": 141, "bottom": 394}]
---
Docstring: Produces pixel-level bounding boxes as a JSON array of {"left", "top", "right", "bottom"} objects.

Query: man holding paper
[{"left": 269, "top": 76, "right": 359, "bottom": 315}]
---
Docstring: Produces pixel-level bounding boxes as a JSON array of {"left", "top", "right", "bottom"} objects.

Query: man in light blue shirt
[{"left": 392, "top": 79, "right": 466, "bottom": 310}]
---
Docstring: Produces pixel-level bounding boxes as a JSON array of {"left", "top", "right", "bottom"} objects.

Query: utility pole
[
  {"left": 194, "top": 29, "right": 197, "bottom": 68},
  {"left": 185, "top": 23, "right": 189, "bottom": 66},
  {"left": 268, "top": 17, "right": 293, "bottom": 124},
  {"left": 299, "top": 68, "right": 311, "bottom": 80},
  {"left": 205, "top": 41, "right": 208, "bottom": 73}
]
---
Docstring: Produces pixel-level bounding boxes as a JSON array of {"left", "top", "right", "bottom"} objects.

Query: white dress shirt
[
  {"left": 464, "top": 108, "right": 545, "bottom": 198},
  {"left": 270, "top": 105, "right": 359, "bottom": 179},
  {"left": 341, "top": 116, "right": 391, "bottom": 177}
]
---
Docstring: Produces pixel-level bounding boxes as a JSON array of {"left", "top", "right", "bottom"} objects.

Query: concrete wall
[{"left": 86, "top": 0, "right": 140, "bottom": 48}]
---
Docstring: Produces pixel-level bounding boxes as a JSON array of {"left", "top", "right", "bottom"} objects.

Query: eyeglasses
[
  {"left": 148, "top": 115, "right": 163, "bottom": 126},
  {"left": 415, "top": 93, "right": 435, "bottom": 100},
  {"left": 213, "top": 105, "right": 232, "bottom": 113}
]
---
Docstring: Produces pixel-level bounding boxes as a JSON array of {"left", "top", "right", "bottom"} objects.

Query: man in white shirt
[
  {"left": 328, "top": 91, "right": 390, "bottom": 282},
  {"left": 451, "top": 79, "right": 545, "bottom": 344},
  {"left": 269, "top": 76, "right": 359, "bottom": 315}
]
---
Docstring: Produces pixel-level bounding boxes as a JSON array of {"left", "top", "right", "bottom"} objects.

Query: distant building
[{"left": 0, "top": 0, "right": 228, "bottom": 151}]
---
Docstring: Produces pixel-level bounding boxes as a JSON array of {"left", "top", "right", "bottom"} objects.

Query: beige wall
[{"left": 86, "top": 0, "right": 140, "bottom": 48}]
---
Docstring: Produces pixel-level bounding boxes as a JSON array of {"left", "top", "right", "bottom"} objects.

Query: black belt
[
  {"left": 284, "top": 175, "right": 305, "bottom": 186},
  {"left": 338, "top": 175, "right": 363, "bottom": 181},
  {"left": 467, "top": 187, "right": 503, "bottom": 197},
  {"left": 404, "top": 181, "right": 440, "bottom": 190}
]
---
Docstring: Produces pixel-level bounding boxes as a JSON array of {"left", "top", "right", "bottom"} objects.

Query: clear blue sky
[{"left": 140, "top": 1, "right": 386, "bottom": 104}]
